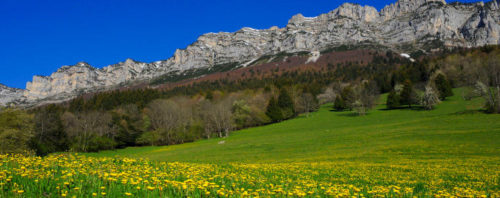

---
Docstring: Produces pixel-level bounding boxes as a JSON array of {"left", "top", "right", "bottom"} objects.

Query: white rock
[{"left": 2, "top": 0, "right": 499, "bottom": 105}]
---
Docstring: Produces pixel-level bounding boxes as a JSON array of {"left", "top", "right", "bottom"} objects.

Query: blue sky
[{"left": 0, "top": 0, "right": 482, "bottom": 88}]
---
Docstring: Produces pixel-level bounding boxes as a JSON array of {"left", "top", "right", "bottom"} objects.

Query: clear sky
[{"left": 0, "top": 0, "right": 482, "bottom": 89}]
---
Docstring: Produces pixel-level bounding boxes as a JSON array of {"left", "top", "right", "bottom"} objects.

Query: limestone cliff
[{"left": 3, "top": 0, "right": 500, "bottom": 105}]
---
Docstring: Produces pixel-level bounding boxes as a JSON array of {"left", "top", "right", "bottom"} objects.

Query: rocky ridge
[
  {"left": 0, "top": 84, "right": 24, "bottom": 106},
  {"left": 2, "top": 0, "right": 500, "bottom": 106}
]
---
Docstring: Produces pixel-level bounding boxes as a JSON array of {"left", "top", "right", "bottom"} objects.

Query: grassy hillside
[
  {"left": 2, "top": 88, "right": 499, "bottom": 197},
  {"left": 87, "top": 88, "right": 500, "bottom": 164}
]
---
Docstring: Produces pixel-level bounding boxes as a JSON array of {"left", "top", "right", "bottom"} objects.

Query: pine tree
[
  {"left": 333, "top": 95, "right": 346, "bottom": 111},
  {"left": 277, "top": 89, "right": 295, "bottom": 119},
  {"left": 340, "top": 86, "right": 355, "bottom": 110},
  {"left": 434, "top": 73, "right": 453, "bottom": 100},
  {"left": 386, "top": 90, "right": 400, "bottom": 109},
  {"left": 265, "top": 97, "right": 283, "bottom": 122},
  {"left": 400, "top": 80, "right": 414, "bottom": 108}
]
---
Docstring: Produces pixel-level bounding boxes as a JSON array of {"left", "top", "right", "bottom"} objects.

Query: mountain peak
[
  {"left": 332, "top": 3, "right": 379, "bottom": 22},
  {"left": 76, "top": 61, "right": 91, "bottom": 67},
  {"left": 125, "top": 58, "right": 137, "bottom": 64},
  {"left": 381, "top": 0, "right": 447, "bottom": 20}
]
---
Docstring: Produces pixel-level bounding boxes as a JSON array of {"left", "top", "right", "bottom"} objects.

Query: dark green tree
[
  {"left": 277, "top": 88, "right": 295, "bottom": 119},
  {"left": 340, "top": 86, "right": 356, "bottom": 110},
  {"left": 386, "top": 90, "right": 400, "bottom": 109},
  {"left": 265, "top": 97, "right": 283, "bottom": 122},
  {"left": 434, "top": 73, "right": 453, "bottom": 100},
  {"left": 400, "top": 80, "right": 414, "bottom": 108},
  {"left": 205, "top": 91, "right": 214, "bottom": 100},
  {"left": 333, "top": 95, "right": 346, "bottom": 111}
]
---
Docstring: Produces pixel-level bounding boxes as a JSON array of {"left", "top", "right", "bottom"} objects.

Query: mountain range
[{"left": 1, "top": 0, "right": 499, "bottom": 106}]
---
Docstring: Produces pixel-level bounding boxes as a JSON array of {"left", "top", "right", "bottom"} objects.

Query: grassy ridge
[{"left": 87, "top": 88, "right": 500, "bottom": 164}]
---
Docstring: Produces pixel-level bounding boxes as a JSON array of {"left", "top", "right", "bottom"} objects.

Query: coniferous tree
[
  {"left": 386, "top": 90, "right": 400, "bottom": 109},
  {"left": 340, "top": 86, "right": 356, "bottom": 110},
  {"left": 400, "top": 80, "right": 414, "bottom": 108},
  {"left": 277, "top": 89, "right": 295, "bottom": 119},
  {"left": 333, "top": 95, "right": 346, "bottom": 111},
  {"left": 265, "top": 97, "right": 283, "bottom": 122},
  {"left": 434, "top": 73, "right": 453, "bottom": 100}
]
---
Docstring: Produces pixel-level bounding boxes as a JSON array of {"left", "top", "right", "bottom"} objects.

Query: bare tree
[
  {"left": 199, "top": 98, "right": 234, "bottom": 138},
  {"left": 352, "top": 82, "right": 380, "bottom": 116},
  {"left": 61, "top": 111, "right": 115, "bottom": 152},
  {"left": 298, "top": 93, "right": 317, "bottom": 117},
  {"left": 145, "top": 99, "right": 190, "bottom": 145},
  {"left": 475, "top": 81, "right": 500, "bottom": 113}
]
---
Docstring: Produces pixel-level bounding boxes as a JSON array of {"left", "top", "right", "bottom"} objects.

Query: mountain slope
[{"left": 2, "top": 0, "right": 500, "bottom": 105}]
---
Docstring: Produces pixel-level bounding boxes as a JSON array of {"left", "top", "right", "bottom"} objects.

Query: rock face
[
  {"left": 0, "top": 84, "right": 24, "bottom": 106},
  {"left": 3, "top": 0, "right": 500, "bottom": 104}
]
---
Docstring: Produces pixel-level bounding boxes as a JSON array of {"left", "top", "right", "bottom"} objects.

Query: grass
[
  {"left": 1, "top": 88, "right": 499, "bottom": 197},
  {"left": 87, "top": 88, "right": 500, "bottom": 164}
]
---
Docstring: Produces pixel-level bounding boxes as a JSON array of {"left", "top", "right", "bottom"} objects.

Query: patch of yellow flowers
[{"left": 0, "top": 153, "right": 498, "bottom": 197}]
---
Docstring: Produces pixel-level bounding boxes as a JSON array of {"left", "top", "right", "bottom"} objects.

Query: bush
[
  {"left": 136, "top": 131, "right": 161, "bottom": 146},
  {"left": 86, "top": 136, "right": 117, "bottom": 152}
]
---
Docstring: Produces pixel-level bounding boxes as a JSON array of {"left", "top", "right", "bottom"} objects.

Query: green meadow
[{"left": 87, "top": 88, "right": 500, "bottom": 164}]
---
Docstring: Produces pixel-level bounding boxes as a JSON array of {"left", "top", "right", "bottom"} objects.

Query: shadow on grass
[
  {"left": 379, "top": 106, "right": 426, "bottom": 111},
  {"left": 330, "top": 110, "right": 372, "bottom": 117},
  {"left": 450, "top": 109, "right": 485, "bottom": 115}
]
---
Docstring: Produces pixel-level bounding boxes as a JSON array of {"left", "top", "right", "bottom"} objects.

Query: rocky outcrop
[
  {"left": 0, "top": 84, "right": 24, "bottom": 106},
  {"left": 3, "top": 0, "right": 500, "bottom": 105},
  {"left": 380, "top": 0, "right": 447, "bottom": 20}
]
